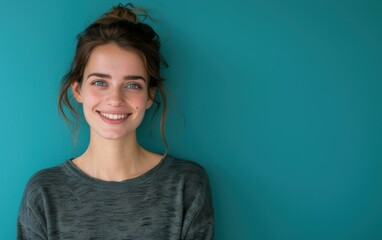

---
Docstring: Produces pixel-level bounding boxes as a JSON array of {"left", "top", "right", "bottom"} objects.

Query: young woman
[{"left": 17, "top": 4, "right": 214, "bottom": 240}]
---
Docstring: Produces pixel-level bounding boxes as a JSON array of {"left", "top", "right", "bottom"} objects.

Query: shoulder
[
  {"left": 161, "top": 155, "right": 212, "bottom": 198},
  {"left": 22, "top": 162, "right": 69, "bottom": 200},
  {"left": 26, "top": 163, "right": 67, "bottom": 187},
  {"left": 165, "top": 155, "right": 210, "bottom": 182},
  {"left": 164, "top": 156, "right": 214, "bottom": 229},
  {"left": 18, "top": 162, "right": 70, "bottom": 233}
]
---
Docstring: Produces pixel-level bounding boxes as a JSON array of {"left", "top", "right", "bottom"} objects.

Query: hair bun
[{"left": 96, "top": 3, "right": 148, "bottom": 24}]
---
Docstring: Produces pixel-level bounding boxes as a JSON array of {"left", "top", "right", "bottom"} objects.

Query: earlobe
[
  {"left": 146, "top": 98, "right": 154, "bottom": 109},
  {"left": 71, "top": 81, "right": 83, "bottom": 103},
  {"left": 146, "top": 88, "right": 156, "bottom": 109}
]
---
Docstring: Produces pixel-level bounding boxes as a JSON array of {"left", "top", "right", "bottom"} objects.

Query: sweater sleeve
[
  {"left": 182, "top": 169, "right": 214, "bottom": 240},
  {"left": 17, "top": 180, "right": 48, "bottom": 240}
]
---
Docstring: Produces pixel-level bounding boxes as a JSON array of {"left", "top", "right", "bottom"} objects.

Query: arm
[
  {"left": 182, "top": 172, "right": 214, "bottom": 240},
  {"left": 18, "top": 220, "right": 47, "bottom": 240},
  {"left": 17, "top": 185, "right": 48, "bottom": 240}
]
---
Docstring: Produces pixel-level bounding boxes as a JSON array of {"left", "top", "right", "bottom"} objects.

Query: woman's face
[{"left": 72, "top": 43, "right": 153, "bottom": 140}]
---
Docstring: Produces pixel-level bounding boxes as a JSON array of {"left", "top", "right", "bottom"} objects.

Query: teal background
[{"left": 1, "top": 0, "right": 381, "bottom": 239}]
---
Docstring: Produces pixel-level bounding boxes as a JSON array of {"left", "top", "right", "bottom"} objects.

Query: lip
[{"left": 97, "top": 111, "right": 131, "bottom": 124}]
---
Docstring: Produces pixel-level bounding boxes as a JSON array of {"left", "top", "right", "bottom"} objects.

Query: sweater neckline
[{"left": 64, "top": 154, "right": 171, "bottom": 189}]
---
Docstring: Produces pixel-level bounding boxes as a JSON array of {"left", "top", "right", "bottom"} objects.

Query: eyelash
[
  {"left": 91, "top": 80, "right": 142, "bottom": 90},
  {"left": 125, "top": 83, "right": 141, "bottom": 89},
  {"left": 92, "top": 80, "right": 106, "bottom": 86}
]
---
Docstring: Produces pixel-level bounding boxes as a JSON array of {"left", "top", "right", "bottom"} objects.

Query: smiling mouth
[{"left": 99, "top": 112, "right": 130, "bottom": 120}]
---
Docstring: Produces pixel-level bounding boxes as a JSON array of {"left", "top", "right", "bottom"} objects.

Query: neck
[{"left": 74, "top": 131, "right": 162, "bottom": 181}]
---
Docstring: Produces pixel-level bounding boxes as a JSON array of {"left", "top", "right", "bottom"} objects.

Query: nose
[{"left": 107, "top": 88, "right": 125, "bottom": 107}]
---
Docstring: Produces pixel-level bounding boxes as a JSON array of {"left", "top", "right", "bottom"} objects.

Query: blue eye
[
  {"left": 93, "top": 81, "right": 106, "bottom": 86},
  {"left": 127, "top": 83, "right": 141, "bottom": 89}
]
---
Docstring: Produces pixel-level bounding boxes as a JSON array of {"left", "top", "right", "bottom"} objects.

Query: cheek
[
  {"left": 81, "top": 93, "right": 102, "bottom": 116},
  {"left": 132, "top": 95, "right": 150, "bottom": 110},
  {"left": 82, "top": 97, "right": 95, "bottom": 110},
  {"left": 82, "top": 90, "right": 102, "bottom": 104}
]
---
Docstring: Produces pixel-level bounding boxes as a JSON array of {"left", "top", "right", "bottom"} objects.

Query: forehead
[{"left": 84, "top": 43, "right": 147, "bottom": 76}]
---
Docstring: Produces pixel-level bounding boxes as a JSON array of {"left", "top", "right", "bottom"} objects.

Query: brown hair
[{"left": 58, "top": 3, "right": 168, "bottom": 149}]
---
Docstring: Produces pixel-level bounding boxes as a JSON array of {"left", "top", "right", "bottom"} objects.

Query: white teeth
[{"left": 100, "top": 112, "right": 129, "bottom": 120}]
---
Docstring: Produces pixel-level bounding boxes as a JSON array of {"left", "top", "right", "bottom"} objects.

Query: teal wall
[{"left": 1, "top": 0, "right": 381, "bottom": 239}]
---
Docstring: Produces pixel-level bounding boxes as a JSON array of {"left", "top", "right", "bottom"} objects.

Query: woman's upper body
[
  {"left": 18, "top": 4, "right": 214, "bottom": 239},
  {"left": 17, "top": 155, "right": 214, "bottom": 240}
]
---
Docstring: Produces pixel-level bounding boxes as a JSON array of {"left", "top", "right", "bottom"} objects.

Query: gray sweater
[{"left": 17, "top": 155, "right": 214, "bottom": 239}]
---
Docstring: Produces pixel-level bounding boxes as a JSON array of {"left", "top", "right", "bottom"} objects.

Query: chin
[
  {"left": 102, "top": 132, "right": 130, "bottom": 140},
  {"left": 102, "top": 135, "right": 125, "bottom": 140},
  {"left": 92, "top": 129, "right": 133, "bottom": 141}
]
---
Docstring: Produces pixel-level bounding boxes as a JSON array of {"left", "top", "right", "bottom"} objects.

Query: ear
[
  {"left": 146, "top": 88, "right": 156, "bottom": 109},
  {"left": 71, "top": 81, "right": 83, "bottom": 103}
]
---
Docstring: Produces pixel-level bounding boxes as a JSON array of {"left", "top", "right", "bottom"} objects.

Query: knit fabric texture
[{"left": 17, "top": 155, "right": 214, "bottom": 239}]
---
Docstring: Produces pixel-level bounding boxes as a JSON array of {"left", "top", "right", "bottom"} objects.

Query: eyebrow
[{"left": 87, "top": 73, "right": 146, "bottom": 82}]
